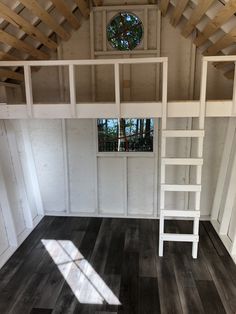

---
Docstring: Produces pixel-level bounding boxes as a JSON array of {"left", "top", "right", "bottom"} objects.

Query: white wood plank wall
[
  {"left": 0, "top": 120, "right": 43, "bottom": 269},
  {"left": 7, "top": 117, "right": 226, "bottom": 220}
]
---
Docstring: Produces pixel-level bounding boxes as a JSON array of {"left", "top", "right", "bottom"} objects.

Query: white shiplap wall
[
  {"left": 0, "top": 120, "right": 43, "bottom": 268},
  {"left": 13, "top": 117, "right": 227, "bottom": 219}
]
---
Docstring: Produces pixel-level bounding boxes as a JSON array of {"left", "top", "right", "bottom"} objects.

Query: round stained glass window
[{"left": 107, "top": 12, "right": 143, "bottom": 51}]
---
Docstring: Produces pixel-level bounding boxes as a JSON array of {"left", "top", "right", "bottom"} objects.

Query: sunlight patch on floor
[{"left": 41, "top": 239, "right": 121, "bottom": 305}]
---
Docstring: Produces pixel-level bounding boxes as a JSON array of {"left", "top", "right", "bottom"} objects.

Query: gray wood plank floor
[{"left": 0, "top": 217, "right": 236, "bottom": 314}]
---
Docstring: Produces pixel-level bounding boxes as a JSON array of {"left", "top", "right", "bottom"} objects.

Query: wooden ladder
[{"left": 159, "top": 60, "right": 207, "bottom": 259}]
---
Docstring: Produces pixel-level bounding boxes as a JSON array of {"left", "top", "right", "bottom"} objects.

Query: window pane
[{"left": 97, "top": 118, "right": 154, "bottom": 152}]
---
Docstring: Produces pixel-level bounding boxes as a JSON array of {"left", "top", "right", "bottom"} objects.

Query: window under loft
[{"left": 97, "top": 119, "right": 154, "bottom": 152}]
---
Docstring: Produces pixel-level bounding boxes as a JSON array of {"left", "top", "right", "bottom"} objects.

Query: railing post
[
  {"left": 24, "top": 65, "right": 33, "bottom": 118},
  {"left": 114, "top": 63, "right": 121, "bottom": 118},
  {"left": 69, "top": 64, "right": 76, "bottom": 117}
]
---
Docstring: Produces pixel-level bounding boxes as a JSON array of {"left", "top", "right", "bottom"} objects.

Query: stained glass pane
[{"left": 107, "top": 12, "right": 143, "bottom": 51}]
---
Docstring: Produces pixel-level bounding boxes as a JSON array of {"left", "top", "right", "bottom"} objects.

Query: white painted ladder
[{"left": 159, "top": 60, "right": 207, "bottom": 258}]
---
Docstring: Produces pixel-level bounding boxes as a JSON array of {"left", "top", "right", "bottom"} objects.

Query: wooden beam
[
  {"left": 50, "top": 0, "right": 80, "bottom": 29},
  {"left": 182, "top": 0, "right": 214, "bottom": 38},
  {"left": 214, "top": 60, "right": 234, "bottom": 70},
  {"left": 0, "top": 69, "right": 24, "bottom": 81},
  {"left": 0, "top": 30, "right": 49, "bottom": 60},
  {"left": 224, "top": 68, "right": 234, "bottom": 80},
  {"left": 74, "top": 0, "right": 90, "bottom": 18},
  {"left": 160, "top": 0, "right": 170, "bottom": 16},
  {"left": 0, "top": 2, "right": 57, "bottom": 50},
  {"left": 93, "top": 0, "right": 103, "bottom": 5},
  {"left": 204, "top": 32, "right": 236, "bottom": 56},
  {"left": 19, "top": 0, "right": 70, "bottom": 40},
  {"left": 0, "top": 51, "right": 16, "bottom": 61},
  {"left": 194, "top": 0, "right": 236, "bottom": 47},
  {"left": 170, "top": 0, "right": 189, "bottom": 27}
]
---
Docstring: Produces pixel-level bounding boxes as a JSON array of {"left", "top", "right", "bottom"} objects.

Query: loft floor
[{"left": 0, "top": 217, "right": 235, "bottom": 314}]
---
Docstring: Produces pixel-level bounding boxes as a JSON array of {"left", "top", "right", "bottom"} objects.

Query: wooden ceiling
[
  {"left": 2, "top": 0, "right": 236, "bottom": 84},
  {"left": 160, "top": 0, "right": 236, "bottom": 79},
  {"left": 0, "top": 0, "right": 99, "bottom": 84}
]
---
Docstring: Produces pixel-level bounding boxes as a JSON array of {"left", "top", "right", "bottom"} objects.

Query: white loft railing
[
  {"left": 0, "top": 57, "right": 167, "bottom": 119},
  {"left": 0, "top": 56, "right": 236, "bottom": 119}
]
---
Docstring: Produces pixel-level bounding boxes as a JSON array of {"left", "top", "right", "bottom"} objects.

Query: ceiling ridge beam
[
  {"left": 0, "top": 30, "right": 49, "bottom": 60},
  {"left": 18, "top": 0, "right": 70, "bottom": 41},
  {"left": 194, "top": 0, "right": 236, "bottom": 47},
  {"left": 50, "top": 0, "right": 81, "bottom": 30},
  {"left": 181, "top": 0, "right": 215, "bottom": 38},
  {"left": 0, "top": 2, "right": 57, "bottom": 50}
]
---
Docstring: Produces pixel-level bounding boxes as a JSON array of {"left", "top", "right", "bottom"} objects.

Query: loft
[
  {"left": 0, "top": 54, "right": 236, "bottom": 271},
  {"left": 0, "top": 56, "right": 236, "bottom": 119}
]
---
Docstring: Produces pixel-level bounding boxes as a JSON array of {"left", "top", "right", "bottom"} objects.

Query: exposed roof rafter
[
  {"left": 160, "top": 0, "right": 170, "bottom": 16},
  {"left": 0, "top": 30, "right": 49, "bottom": 60},
  {"left": 0, "top": 69, "right": 24, "bottom": 81},
  {"left": 170, "top": 0, "right": 189, "bottom": 27},
  {"left": 194, "top": 0, "right": 236, "bottom": 47},
  {"left": 18, "top": 0, "right": 70, "bottom": 40},
  {"left": 181, "top": 0, "right": 215, "bottom": 38},
  {"left": 0, "top": 2, "right": 58, "bottom": 50},
  {"left": 50, "top": 0, "right": 81, "bottom": 30},
  {"left": 73, "top": 0, "right": 90, "bottom": 19}
]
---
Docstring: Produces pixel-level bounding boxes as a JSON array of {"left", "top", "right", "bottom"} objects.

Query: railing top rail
[
  {"left": 0, "top": 57, "right": 168, "bottom": 67},
  {"left": 203, "top": 55, "right": 236, "bottom": 62}
]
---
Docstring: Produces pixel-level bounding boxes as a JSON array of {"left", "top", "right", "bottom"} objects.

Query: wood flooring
[{"left": 0, "top": 217, "right": 236, "bottom": 314}]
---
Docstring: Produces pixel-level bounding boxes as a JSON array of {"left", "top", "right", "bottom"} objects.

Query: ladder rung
[
  {"left": 162, "top": 130, "right": 205, "bottom": 138},
  {"left": 160, "top": 210, "right": 200, "bottom": 218},
  {"left": 161, "top": 184, "right": 201, "bottom": 192},
  {"left": 162, "top": 158, "right": 203, "bottom": 166},
  {"left": 160, "top": 233, "right": 199, "bottom": 242}
]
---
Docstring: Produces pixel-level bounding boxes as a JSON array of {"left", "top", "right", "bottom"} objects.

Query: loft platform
[{"left": 0, "top": 56, "right": 236, "bottom": 119}]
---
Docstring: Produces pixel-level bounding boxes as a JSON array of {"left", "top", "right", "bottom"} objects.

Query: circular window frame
[{"left": 106, "top": 12, "right": 144, "bottom": 51}]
